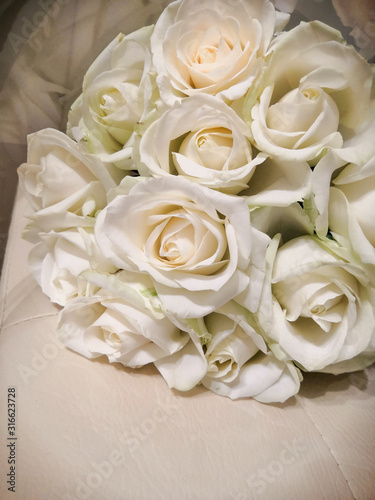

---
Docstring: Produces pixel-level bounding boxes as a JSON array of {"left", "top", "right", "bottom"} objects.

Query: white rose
[
  {"left": 68, "top": 27, "right": 157, "bottom": 169},
  {"left": 95, "top": 176, "right": 267, "bottom": 318},
  {"left": 248, "top": 21, "right": 373, "bottom": 162},
  {"left": 151, "top": 0, "right": 281, "bottom": 104},
  {"left": 57, "top": 271, "right": 188, "bottom": 368},
  {"left": 201, "top": 303, "right": 301, "bottom": 403},
  {"left": 259, "top": 235, "right": 375, "bottom": 372},
  {"left": 18, "top": 128, "right": 119, "bottom": 239},
  {"left": 29, "top": 227, "right": 115, "bottom": 306},
  {"left": 154, "top": 301, "right": 301, "bottom": 402},
  {"left": 137, "top": 93, "right": 267, "bottom": 194}
]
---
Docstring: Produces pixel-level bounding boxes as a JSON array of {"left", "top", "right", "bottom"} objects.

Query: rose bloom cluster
[{"left": 18, "top": 0, "right": 375, "bottom": 403}]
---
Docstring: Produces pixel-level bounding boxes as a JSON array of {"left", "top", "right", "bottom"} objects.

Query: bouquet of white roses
[{"left": 18, "top": 0, "right": 375, "bottom": 403}]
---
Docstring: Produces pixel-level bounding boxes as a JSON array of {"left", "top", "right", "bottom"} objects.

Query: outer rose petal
[
  {"left": 154, "top": 339, "right": 208, "bottom": 391},
  {"left": 205, "top": 353, "right": 301, "bottom": 403}
]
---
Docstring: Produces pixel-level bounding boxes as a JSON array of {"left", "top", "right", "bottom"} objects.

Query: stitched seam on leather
[
  {"left": 295, "top": 398, "right": 357, "bottom": 500},
  {"left": 1, "top": 312, "right": 58, "bottom": 331}
]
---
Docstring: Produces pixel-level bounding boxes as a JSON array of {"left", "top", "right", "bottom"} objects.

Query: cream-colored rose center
[
  {"left": 178, "top": 127, "right": 234, "bottom": 171},
  {"left": 159, "top": 220, "right": 195, "bottom": 264},
  {"left": 265, "top": 85, "right": 340, "bottom": 149},
  {"left": 301, "top": 87, "right": 320, "bottom": 101},
  {"left": 208, "top": 355, "right": 237, "bottom": 377},
  {"left": 310, "top": 304, "right": 326, "bottom": 315},
  {"left": 204, "top": 322, "right": 255, "bottom": 382},
  {"left": 197, "top": 46, "right": 218, "bottom": 64},
  {"left": 144, "top": 208, "right": 228, "bottom": 274},
  {"left": 196, "top": 128, "right": 233, "bottom": 150},
  {"left": 99, "top": 88, "right": 126, "bottom": 116},
  {"left": 307, "top": 289, "right": 344, "bottom": 326},
  {"left": 273, "top": 273, "right": 350, "bottom": 333},
  {"left": 191, "top": 28, "right": 233, "bottom": 70},
  {"left": 104, "top": 330, "right": 122, "bottom": 348}
]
